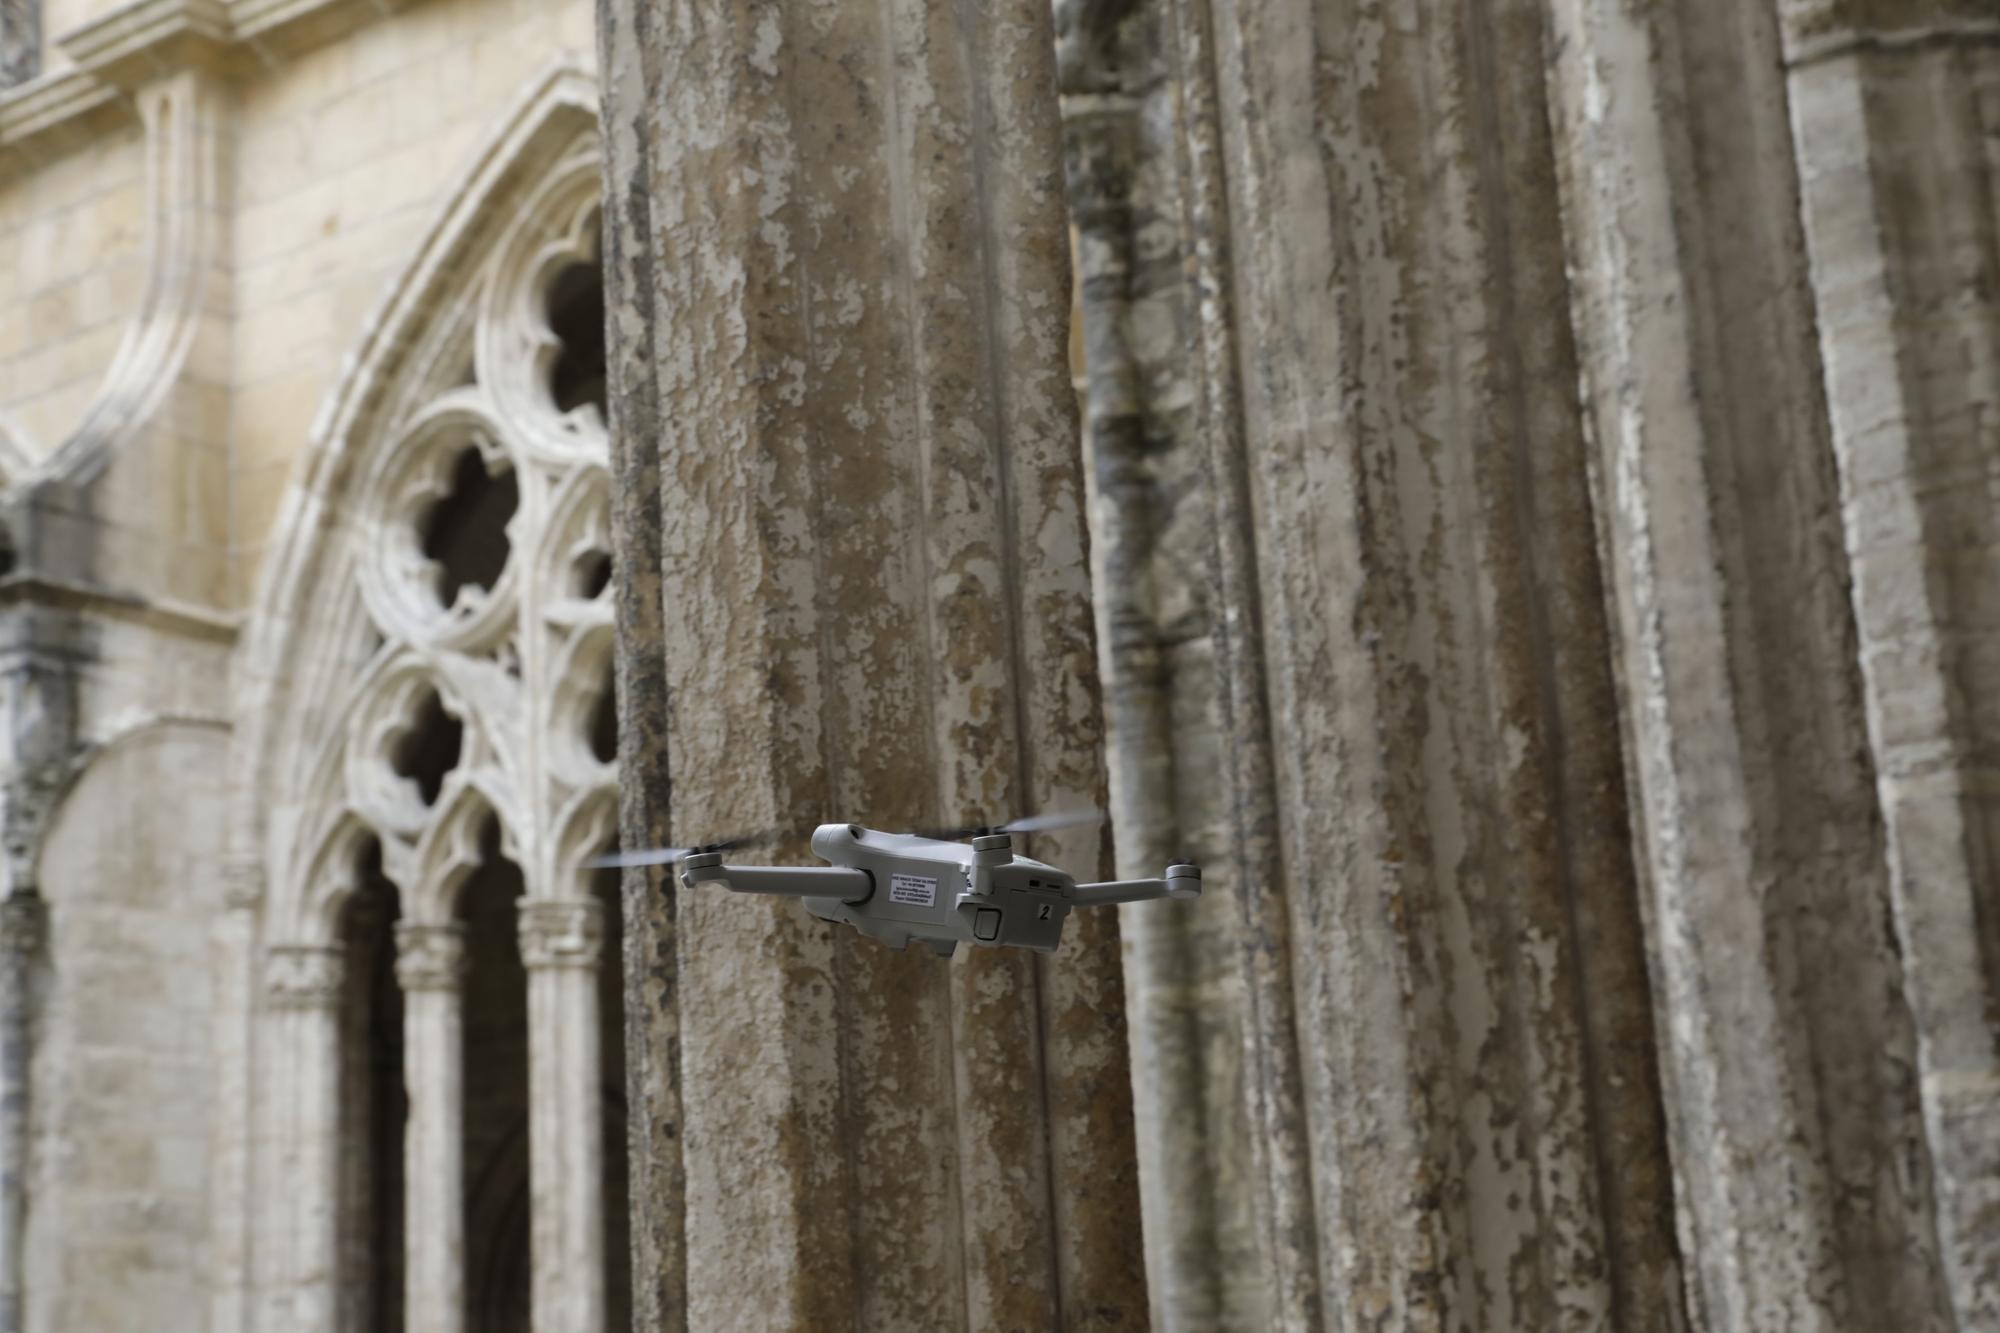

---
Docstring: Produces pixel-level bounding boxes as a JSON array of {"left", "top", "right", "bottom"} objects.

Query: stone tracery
[{"left": 231, "top": 70, "right": 628, "bottom": 1333}]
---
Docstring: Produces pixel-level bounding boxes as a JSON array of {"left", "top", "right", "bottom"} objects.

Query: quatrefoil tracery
[{"left": 302, "top": 148, "right": 613, "bottom": 924}]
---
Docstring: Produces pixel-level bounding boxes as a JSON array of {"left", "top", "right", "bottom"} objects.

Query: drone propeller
[
  {"left": 589, "top": 808, "right": 1106, "bottom": 868},
  {"left": 583, "top": 829, "right": 781, "bottom": 871},
  {"left": 911, "top": 807, "right": 1105, "bottom": 842}
]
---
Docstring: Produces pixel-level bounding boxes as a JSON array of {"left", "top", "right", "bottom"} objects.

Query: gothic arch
[
  {"left": 229, "top": 56, "right": 608, "bottom": 934},
  {"left": 220, "top": 58, "right": 628, "bottom": 1333}
]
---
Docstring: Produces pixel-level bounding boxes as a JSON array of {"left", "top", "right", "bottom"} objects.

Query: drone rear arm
[
  {"left": 681, "top": 853, "right": 873, "bottom": 904},
  {"left": 1072, "top": 864, "right": 1201, "bottom": 908}
]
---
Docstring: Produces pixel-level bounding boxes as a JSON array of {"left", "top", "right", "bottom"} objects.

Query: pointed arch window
[{"left": 241, "top": 79, "right": 629, "bottom": 1333}]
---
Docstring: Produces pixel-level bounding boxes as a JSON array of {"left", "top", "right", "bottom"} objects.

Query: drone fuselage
[{"left": 807, "top": 823, "right": 1072, "bottom": 954}]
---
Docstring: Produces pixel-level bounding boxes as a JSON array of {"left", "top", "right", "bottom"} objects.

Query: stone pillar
[
  {"left": 1056, "top": 5, "right": 1267, "bottom": 1327},
  {"left": 395, "top": 923, "right": 467, "bottom": 1333},
  {"left": 518, "top": 899, "right": 605, "bottom": 1333},
  {"left": 1541, "top": 0, "right": 1959, "bottom": 1327},
  {"left": 1063, "top": 0, "right": 1685, "bottom": 1325},
  {"left": 595, "top": 0, "right": 1144, "bottom": 1325},
  {"left": 263, "top": 944, "right": 345, "bottom": 1330},
  {"left": 1780, "top": 5, "right": 2000, "bottom": 1323},
  {"left": 0, "top": 893, "right": 40, "bottom": 1333}
]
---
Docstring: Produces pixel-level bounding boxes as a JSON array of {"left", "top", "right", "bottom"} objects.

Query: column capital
[
  {"left": 394, "top": 921, "right": 468, "bottom": 992},
  {"left": 264, "top": 944, "right": 344, "bottom": 1009},
  {"left": 517, "top": 897, "right": 603, "bottom": 969}
]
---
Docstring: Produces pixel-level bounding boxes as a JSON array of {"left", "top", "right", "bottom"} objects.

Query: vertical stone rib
[
  {"left": 209, "top": 871, "right": 259, "bottom": 1333},
  {"left": 1157, "top": 1, "right": 1322, "bottom": 1323},
  {"left": 1120, "top": 0, "right": 1680, "bottom": 1325},
  {"left": 1543, "top": 0, "right": 1954, "bottom": 1326},
  {"left": 605, "top": 0, "right": 1141, "bottom": 1324},
  {"left": 1782, "top": 3, "right": 2000, "bottom": 1322},
  {"left": 1058, "top": 1, "right": 1267, "bottom": 1324},
  {"left": 594, "top": 0, "right": 685, "bottom": 1323}
]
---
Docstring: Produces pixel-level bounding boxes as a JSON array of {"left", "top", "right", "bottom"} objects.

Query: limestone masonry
[{"left": 0, "top": 0, "right": 1994, "bottom": 1329}]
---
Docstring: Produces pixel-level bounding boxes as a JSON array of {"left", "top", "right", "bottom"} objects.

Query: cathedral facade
[
  {"left": 0, "top": 3, "right": 621, "bottom": 1329},
  {"left": 2, "top": 0, "right": 1998, "bottom": 1330}
]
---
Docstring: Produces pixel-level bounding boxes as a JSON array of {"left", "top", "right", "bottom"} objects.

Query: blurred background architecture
[{"left": 0, "top": 0, "right": 1995, "bottom": 1330}]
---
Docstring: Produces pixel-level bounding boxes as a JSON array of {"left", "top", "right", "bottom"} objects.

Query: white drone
[{"left": 593, "top": 812, "right": 1199, "bottom": 956}]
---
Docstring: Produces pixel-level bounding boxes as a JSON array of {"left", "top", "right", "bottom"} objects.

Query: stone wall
[{"left": 27, "top": 718, "right": 228, "bottom": 1332}]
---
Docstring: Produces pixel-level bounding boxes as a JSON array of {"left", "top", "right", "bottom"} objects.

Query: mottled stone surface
[
  {"left": 594, "top": 4, "right": 686, "bottom": 1327},
  {"left": 1544, "top": 0, "right": 1956, "bottom": 1327},
  {"left": 1782, "top": 5, "right": 2000, "bottom": 1324},
  {"left": 597, "top": 0, "right": 1145, "bottom": 1326},
  {"left": 1056, "top": 1, "right": 1274, "bottom": 1328},
  {"left": 1063, "top": 0, "right": 2000, "bottom": 1329},
  {"left": 1067, "top": 0, "right": 1683, "bottom": 1327}
]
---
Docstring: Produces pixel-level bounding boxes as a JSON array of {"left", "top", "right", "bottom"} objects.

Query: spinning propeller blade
[
  {"left": 912, "top": 807, "right": 1105, "bottom": 842},
  {"left": 590, "top": 809, "right": 1105, "bottom": 868},
  {"left": 583, "top": 829, "right": 780, "bottom": 871}
]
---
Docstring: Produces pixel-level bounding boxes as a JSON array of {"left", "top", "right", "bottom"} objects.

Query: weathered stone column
[
  {"left": 0, "top": 892, "right": 40, "bottom": 1333},
  {"left": 1060, "top": 0, "right": 1684, "bottom": 1326},
  {"left": 518, "top": 899, "right": 605, "bottom": 1333},
  {"left": 594, "top": 0, "right": 1143, "bottom": 1324},
  {"left": 1056, "top": 5, "right": 1267, "bottom": 1328},
  {"left": 395, "top": 922, "right": 467, "bottom": 1333},
  {"left": 1781, "top": 5, "right": 2000, "bottom": 1323},
  {"left": 1542, "top": 0, "right": 1959, "bottom": 1326},
  {"left": 263, "top": 944, "right": 346, "bottom": 1330}
]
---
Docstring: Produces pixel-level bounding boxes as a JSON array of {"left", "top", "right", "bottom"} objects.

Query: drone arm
[
  {"left": 682, "top": 855, "right": 873, "bottom": 904},
  {"left": 728, "top": 865, "right": 873, "bottom": 902},
  {"left": 1072, "top": 878, "right": 1174, "bottom": 907},
  {"left": 1072, "top": 864, "right": 1201, "bottom": 908}
]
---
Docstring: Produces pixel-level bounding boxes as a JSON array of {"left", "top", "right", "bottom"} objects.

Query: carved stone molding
[
  {"left": 220, "top": 856, "right": 263, "bottom": 911},
  {"left": 356, "top": 398, "right": 522, "bottom": 655},
  {"left": 263, "top": 944, "right": 344, "bottom": 1009},
  {"left": 393, "top": 922, "right": 467, "bottom": 992},
  {"left": 1, "top": 0, "right": 429, "bottom": 178},
  {"left": 40, "top": 70, "right": 220, "bottom": 487},
  {"left": 0, "top": 894, "right": 41, "bottom": 958},
  {"left": 516, "top": 898, "right": 602, "bottom": 970}
]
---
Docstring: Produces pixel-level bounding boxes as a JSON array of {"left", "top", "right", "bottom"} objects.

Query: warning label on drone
[{"left": 889, "top": 873, "right": 938, "bottom": 908}]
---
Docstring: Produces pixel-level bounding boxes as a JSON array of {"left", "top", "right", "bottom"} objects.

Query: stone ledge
[
  {"left": 58, "top": 0, "right": 232, "bottom": 89},
  {"left": 0, "top": 0, "right": 423, "bottom": 180},
  {"left": 1784, "top": 15, "right": 2000, "bottom": 67},
  {"left": 0, "top": 573, "right": 240, "bottom": 643},
  {"left": 0, "top": 67, "right": 124, "bottom": 169}
]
